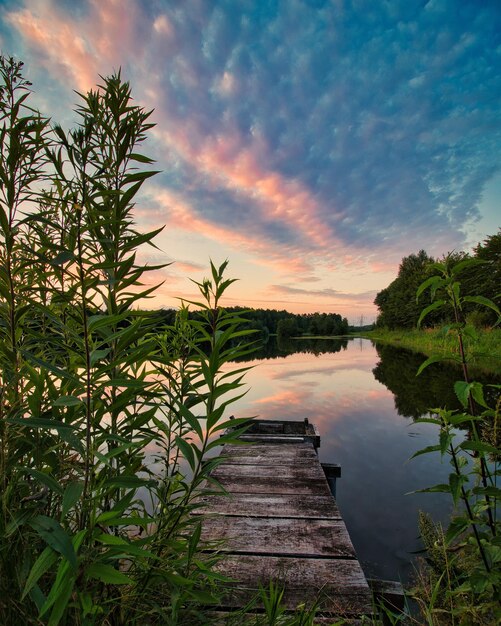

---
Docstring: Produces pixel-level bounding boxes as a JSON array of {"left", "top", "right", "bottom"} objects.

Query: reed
[{"left": 0, "top": 56, "right": 255, "bottom": 625}]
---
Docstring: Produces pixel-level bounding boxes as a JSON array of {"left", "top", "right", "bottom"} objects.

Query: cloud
[
  {"left": 2, "top": 0, "right": 500, "bottom": 299},
  {"left": 270, "top": 285, "right": 377, "bottom": 301},
  {"left": 145, "top": 0, "right": 499, "bottom": 267}
]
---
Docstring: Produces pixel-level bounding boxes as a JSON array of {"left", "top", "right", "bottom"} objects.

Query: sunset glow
[{"left": 1, "top": 0, "right": 499, "bottom": 322}]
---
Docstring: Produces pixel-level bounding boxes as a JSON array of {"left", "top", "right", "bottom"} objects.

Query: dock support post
[{"left": 321, "top": 463, "right": 341, "bottom": 498}]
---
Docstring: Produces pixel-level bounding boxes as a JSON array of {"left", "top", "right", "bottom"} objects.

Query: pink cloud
[
  {"left": 6, "top": 0, "right": 144, "bottom": 92},
  {"left": 156, "top": 124, "right": 343, "bottom": 255},
  {"left": 6, "top": 1, "right": 377, "bottom": 282},
  {"left": 6, "top": 5, "right": 99, "bottom": 92},
  {"left": 148, "top": 185, "right": 311, "bottom": 275}
]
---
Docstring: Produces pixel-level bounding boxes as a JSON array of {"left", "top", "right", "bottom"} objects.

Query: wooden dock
[{"left": 195, "top": 419, "right": 374, "bottom": 622}]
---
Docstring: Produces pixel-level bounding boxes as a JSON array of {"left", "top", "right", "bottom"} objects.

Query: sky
[{"left": 0, "top": 0, "right": 500, "bottom": 323}]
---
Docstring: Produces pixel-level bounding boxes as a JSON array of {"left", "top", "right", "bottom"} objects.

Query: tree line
[
  {"left": 374, "top": 230, "right": 501, "bottom": 329},
  {"left": 155, "top": 306, "right": 350, "bottom": 339}
]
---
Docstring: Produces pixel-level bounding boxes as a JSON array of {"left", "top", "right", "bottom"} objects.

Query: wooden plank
[
  {"left": 237, "top": 434, "right": 320, "bottom": 447},
  {"left": 194, "top": 493, "right": 342, "bottom": 519},
  {"left": 210, "top": 474, "right": 332, "bottom": 495},
  {"left": 199, "top": 426, "right": 374, "bottom": 620},
  {"left": 220, "top": 445, "right": 318, "bottom": 465},
  {"left": 222, "top": 442, "right": 317, "bottom": 458},
  {"left": 213, "top": 555, "right": 372, "bottom": 615},
  {"left": 211, "top": 463, "right": 327, "bottom": 481},
  {"left": 201, "top": 516, "right": 356, "bottom": 558}
]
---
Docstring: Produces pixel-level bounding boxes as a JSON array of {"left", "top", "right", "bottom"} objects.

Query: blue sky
[{"left": 1, "top": 0, "right": 499, "bottom": 321}]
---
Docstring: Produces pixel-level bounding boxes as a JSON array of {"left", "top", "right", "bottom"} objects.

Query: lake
[{"left": 221, "top": 336, "right": 500, "bottom": 584}]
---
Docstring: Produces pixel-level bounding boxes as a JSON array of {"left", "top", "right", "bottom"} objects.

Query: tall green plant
[
  {"left": 0, "top": 57, "right": 255, "bottom": 625},
  {"left": 0, "top": 55, "right": 53, "bottom": 621},
  {"left": 411, "top": 254, "right": 501, "bottom": 624}
]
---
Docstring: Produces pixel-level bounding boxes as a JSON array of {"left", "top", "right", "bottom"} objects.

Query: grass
[{"left": 358, "top": 326, "right": 501, "bottom": 376}]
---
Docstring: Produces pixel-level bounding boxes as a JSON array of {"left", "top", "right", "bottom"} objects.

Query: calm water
[{"left": 221, "top": 337, "right": 499, "bottom": 583}]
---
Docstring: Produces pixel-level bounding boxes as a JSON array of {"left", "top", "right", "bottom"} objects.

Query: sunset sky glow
[{"left": 1, "top": 0, "right": 500, "bottom": 322}]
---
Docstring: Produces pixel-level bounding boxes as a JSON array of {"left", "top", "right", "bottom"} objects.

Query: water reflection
[
  {"left": 373, "top": 343, "right": 462, "bottom": 419},
  {"left": 234, "top": 336, "right": 349, "bottom": 361},
  {"left": 223, "top": 337, "right": 499, "bottom": 582},
  {"left": 373, "top": 342, "right": 501, "bottom": 420}
]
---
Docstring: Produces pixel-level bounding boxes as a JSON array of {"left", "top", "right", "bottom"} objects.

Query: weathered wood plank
[
  {"left": 201, "top": 516, "right": 356, "bottom": 558},
  {"left": 220, "top": 442, "right": 318, "bottom": 464},
  {"left": 237, "top": 434, "right": 321, "bottom": 446},
  {"left": 213, "top": 555, "right": 372, "bottom": 614},
  {"left": 211, "top": 463, "right": 327, "bottom": 481},
  {"left": 194, "top": 493, "right": 342, "bottom": 519},
  {"left": 209, "top": 474, "right": 332, "bottom": 495},
  {"left": 200, "top": 422, "right": 374, "bottom": 620}
]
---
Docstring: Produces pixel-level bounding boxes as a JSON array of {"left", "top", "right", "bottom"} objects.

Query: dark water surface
[{"left": 222, "top": 337, "right": 499, "bottom": 583}]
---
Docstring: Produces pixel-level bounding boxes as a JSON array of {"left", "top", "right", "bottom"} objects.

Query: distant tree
[
  {"left": 277, "top": 317, "right": 299, "bottom": 339},
  {"left": 374, "top": 250, "right": 436, "bottom": 328},
  {"left": 468, "top": 229, "right": 501, "bottom": 325}
]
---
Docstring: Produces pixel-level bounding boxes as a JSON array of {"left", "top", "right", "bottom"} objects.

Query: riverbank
[{"left": 357, "top": 327, "right": 501, "bottom": 376}]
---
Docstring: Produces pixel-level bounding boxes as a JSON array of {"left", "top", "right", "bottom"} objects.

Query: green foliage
[
  {"left": 374, "top": 236, "right": 501, "bottom": 331},
  {"left": 372, "top": 343, "right": 470, "bottom": 420},
  {"left": 277, "top": 317, "right": 299, "bottom": 340},
  {"left": 374, "top": 250, "right": 436, "bottom": 329},
  {"left": 364, "top": 326, "right": 501, "bottom": 376},
  {"left": 0, "top": 57, "right": 254, "bottom": 625},
  {"left": 409, "top": 255, "right": 501, "bottom": 625},
  {"left": 156, "top": 306, "right": 350, "bottom": 341}
]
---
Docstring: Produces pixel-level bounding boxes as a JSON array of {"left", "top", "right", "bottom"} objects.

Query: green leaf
[
  {"left": 94, "top": 533, "right": 158, "bottom": 558},
  {"left": 470, "top": 382, "right": 489, "bottom": 409},
  {"left": 449, "top": 472, "right": 466, "bottom": 506},
  {"left": 103, "top": 476, "right": 155, "bottom": 489},
  {"left": 6, "top": 417, "right": 77, "bottom": 432},
  {"left": 463, "top": 295, "right": 501, "bottom": 317},
  {"left": 445, "top": 516, "right": 469, "bottom": 543},
  {"left": 90, "top": 348, "right": 110, "bottom": 366},
  {"left": 454, "top": 381, "right": 489, "bottom": 409},
  {"left": 439, "top": 430, "right": 453, "bottom": 456},
  {"left": 410, "top": 444, "right": 441, "bottom": 459},
  {"left": 53, "top": 395, "right": 83, "bottom": 407},
  {"left": 413, "top": 417, "right": 442, "bottom": 426},
  {"left": 61, "top": 482, "right": 84, "bottom": 518},
  {"left": 416, "top": 355, "right": 447, "bottom": 376},
  {"left": 85, "top": 563, "right": 133, "bottom": 585},
  {"left": 472, "top": 486, "right": 501, "bottom": 498},
  {"left": 47, "top": 574, "right": 75, "bottom": 626},
  {"left": 417, "top": 300, "right": 445, "bottom": 328},
  {"left": 128, "top": 152, "right": 155, "bottom": 164},
  {"left": 447, "top": 412, "right": 482, "bottom": 426},
  {"left": 450, "top": 257, "right": 485, "bottom": 276},
  {"left": 176, "top": 403, "right": 203, "bottom": 440},
  {"left": 30, "top": 516, "right": 77, "bottom": 570},
  {"left": 24, "top": 468, "right": 63, "bottom": 495},
  {"left": 22, "top": 546, "right": 58, "bottom": 600},
  {"left": 484, "top": 543, "right": 501, "bottom": 568},
  {"left": 416, "top": 276, "right": 444, "bottom": 302},
  {"left": 454, "top": 381, "right": 471, "bottom": 408},
  {"left": 51, "top": 250, "right": 74, "bottom": 266},
  {"left": 469, "top": 571, "right": 489, "bottom": 594},
  {"left": 413, "top": 484, "right": 451, "bottom": 494},
  {"left": 175, "top": 436, "right": 196, "bottom": 471},
  {"left": 460, "top": 441, "right": 499, "bottom": 455}
]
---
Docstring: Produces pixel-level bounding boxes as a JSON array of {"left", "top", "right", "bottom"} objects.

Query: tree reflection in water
[{"left": 372, "top": 342, "right": 501, "bottom": 420}]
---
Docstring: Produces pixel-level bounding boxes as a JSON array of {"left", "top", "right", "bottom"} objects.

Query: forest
[
  {"left": 155, "top": 307, "right": 350, "bottom": 340},
  {"left": 373, "top": 231, "right": 501, "bottom": 329}
]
